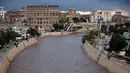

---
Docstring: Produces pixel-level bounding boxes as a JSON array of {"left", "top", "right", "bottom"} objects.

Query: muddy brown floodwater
[{"left": 7, "top": 33, "right": 110, "bottom": 73}]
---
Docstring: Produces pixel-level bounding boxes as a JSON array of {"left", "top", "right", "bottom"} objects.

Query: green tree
[
  {"left": 106, "top": 34, "right": 128, "bottom": 58},
  {"left": 101, "top": 25, "right": 107, "bottom": 33},
  {"left": 82, "top": 30, "right": 98, "bottom": 44},
  {"left": 80, "top": 17, "right": 86, "bottom": 22},
  {"left": 125, "top": 46, "right": 130, "bottom": 57},
  {"left": 72, "top": 17, "right": 80, "bottom": 23},
  {"left": 118, "top": 27, "right": 128, "bottom": 35},
  {"left": 0, "top": 34, "right": 6, "bottom": 49},
  {"left": 59, "top": 18, "right": 67, "bottom": 23},
  {"left": 53, "top": 23, "right": 64, "bottom": 31},
  {"left": 27, "top": 27, "right": 41, "bottom": 37}
]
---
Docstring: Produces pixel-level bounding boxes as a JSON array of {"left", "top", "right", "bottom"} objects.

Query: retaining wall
[
  {"left": 0, "top": 38, "right": 38, "bottom": 73},
  {"left": 83, "top": 41, "right": 130, "bottom": 73},
  {"left": 0, "top": 32, "right": 74, "bottom": 73}
]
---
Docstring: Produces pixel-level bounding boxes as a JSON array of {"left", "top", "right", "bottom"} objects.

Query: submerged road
[{"left": 7, "top": 33, "right": 110, "bottom": 73}]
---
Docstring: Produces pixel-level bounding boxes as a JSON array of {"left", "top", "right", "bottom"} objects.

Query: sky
[{"left": 0, "top": 0, "right": 130, "bottom": 11}]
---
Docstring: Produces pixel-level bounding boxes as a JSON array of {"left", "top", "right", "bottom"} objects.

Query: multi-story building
[
  {"left": 0, "top": 7, "right": 6, "bottom": 19},
  {"left": 91, "top": 10, "right": 112, "bottom": 23},
  {"left": 26, "top": 5, "right": 59, "bottom": 27},
  {"left": 5, "top": 10, "right": 26, "bottom": 27},
  {"left": 68, "top": 8, "right": 76, "bottom": 16},
  {"left": 59, "top": 11, "right": 68, "bottom": 23}
]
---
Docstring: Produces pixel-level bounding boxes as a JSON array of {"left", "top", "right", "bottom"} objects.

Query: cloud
[{"left": 0, "top": 0, "right": 130, "bottom": 11}]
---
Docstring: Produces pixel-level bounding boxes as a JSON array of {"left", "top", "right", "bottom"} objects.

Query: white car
[{"left": 16, "top": 37, "right": 23, "bottom": 41}]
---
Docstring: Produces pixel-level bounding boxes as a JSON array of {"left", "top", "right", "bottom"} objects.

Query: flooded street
[{"left": 7, "top": 33, "right": 110, "bottom": 73}]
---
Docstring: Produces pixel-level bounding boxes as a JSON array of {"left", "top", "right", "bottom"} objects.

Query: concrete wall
[
  {"left": 0, "top": 38, "right": 38, "bottom": 73},
  {"left": 83, "top": 41, "right": 130, "bottom": 73},
  {"left": 40, "top": 32, "right": 73, "bottom": 38},
  {"left": 0, "top": 32, "right": 75, "bottom": 73}
]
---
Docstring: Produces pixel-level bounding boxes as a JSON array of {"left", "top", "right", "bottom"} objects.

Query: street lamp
[
  {"left": 96, "top": 16, "right": 104, "bottom": 62},
  {"left": 97, "top": 16, "right": 104, "bottom": 49}
]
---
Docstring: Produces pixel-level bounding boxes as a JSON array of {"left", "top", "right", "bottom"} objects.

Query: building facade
[
  {"left": 0, "top": 7, "right": 6, "bottom": 19},
  {"left": 5, "top": 10, "right": 26, "bottom": 27},
  {"left": 26, "top": 5, "right": 59, "bottom": 27},
  {"left": 91, "top": 10, "right": 112, "bottom": 23},
  {"left": 59, "top": 11, "right": 68, "bottom": 23}
]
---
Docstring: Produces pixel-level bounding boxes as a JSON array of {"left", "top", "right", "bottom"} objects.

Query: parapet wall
[{"left": 83, "top": 41, "right": 130, "bottom": 73}]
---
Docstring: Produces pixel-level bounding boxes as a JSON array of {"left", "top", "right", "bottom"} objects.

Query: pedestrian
[{"left": 14, "top": 40, "right": 18, "bottom": 47}]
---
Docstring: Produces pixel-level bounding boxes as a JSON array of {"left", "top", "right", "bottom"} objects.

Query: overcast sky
[{"left": 0, "top": 0, "right": 130, "bottom": 11}]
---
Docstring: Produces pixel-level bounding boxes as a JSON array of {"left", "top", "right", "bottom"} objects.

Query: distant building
[
  {"left": 111, "top": 11, "right": 130, "bottom": 24},
  {"left": 91, "top": 10, "right": 112, "bottom": 23},
  {"left": 26, "top": 5, "right": 59, "bottom": 27},
  {"left": 76, "top": 11, "right": 91, "bottom": 15},
  {"left": 68, "top": 8, "right": 76, "bottom": 16},
  {"left": 5, "top": 10, "right": 26, "bottom": 27},
  {"left": 59, "top": 11, "right": 68, "bottom": 23},
  {"left": 0, "top": 7, "right": 6, "bottom": 19}
]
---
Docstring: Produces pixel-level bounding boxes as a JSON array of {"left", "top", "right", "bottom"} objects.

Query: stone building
[
  {"left": 26, "top": 5, "right": 59, "bottom": 27},
  {"left": 5, "top": 10, "right": 26, "bottom": 27}
]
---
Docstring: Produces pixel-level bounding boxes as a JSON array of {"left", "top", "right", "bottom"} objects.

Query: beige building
[
  {"left": 5, "top": 10, "right": 27, "bottom": 27},
  {"left": 26, "top": 5, "right": 59, "bottom": 27},
  {"left": 91, "top": 10, "right": 112, "bottom": 23}
]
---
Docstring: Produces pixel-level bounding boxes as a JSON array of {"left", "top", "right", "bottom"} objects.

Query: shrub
[
  {"left": 82, "top": 30, "right": 98, "bottom": 44},
  {"left": 27, "top": 27, "right": 41, "bottom": 37},
  {"left": 106, "top": 34, "right": 128, "bottom": 58}
]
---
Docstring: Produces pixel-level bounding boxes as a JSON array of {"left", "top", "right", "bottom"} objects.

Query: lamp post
[
  {"left": 96, "top": 16, "right": 104, "bottom": 62},
  {"left": 97, "top": 16, "right": 104, "bottom": 49}
]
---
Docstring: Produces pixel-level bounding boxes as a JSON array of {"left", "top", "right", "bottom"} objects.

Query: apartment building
[
  {"left": 91, "top": 10, "right": 112, "bottom": 23},
  {"left": 0, "top": 7, "right": 6, "bottom": 19},
  {"left": 26, "top": 5, "right": 59, "bottom": 27}
]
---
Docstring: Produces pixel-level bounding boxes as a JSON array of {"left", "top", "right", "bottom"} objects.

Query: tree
[
  {"left": 72, "top": 17, "right": 80, "bottom": 23},
  {"left": 124, "top": 23, "right": 130, "bottom": 28},
  {"left": 53, "top": 23, "right": 64, "bottom": 31},
  {"left": 118, "top": 27, "right": 128, "bottom": 35},
  {"left": 82, "top": 15, "right": 91, "bottom": 22},
  {"left": 59, "top": 18, "right": 67, "bottom": 23},
  {"left": 80, "top": 17, "right": 86, "bottom": 22},
  {"left": 125, "top": 46, "right": 130, "bottom": 57},
  {"left": 0, "top": 28, "right": 19, "bottom": 49},
  {"left": 82, "top": 30, "right": 98, "bottom": 44},
  {"left": 27, "top": 27, "right": 41, "bottom": 37},
  {"left": 0, "top": 34, "right": 6, "bottom": 49},
  {"left": 101, "top": 25, "right": 107, "bottom": 33},
  {"left": 106, "top": 34, "right": 128, "bottom": 58},
  {"left": 109, "top": 25, "right": 118, "bottom": 34}
]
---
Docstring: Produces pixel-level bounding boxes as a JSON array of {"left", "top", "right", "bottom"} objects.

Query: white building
[
  {"left": 91, "top": 10, "right": 112, "bottom": 23},
  {"left": 111, "top": 10, "right": 129, "bottom": 16},
  {"left": 0, "top": 7, "right": 6, "bottom": 19},
  {"left": 76, "top": 11, "right": 91, "bottom": 15}
]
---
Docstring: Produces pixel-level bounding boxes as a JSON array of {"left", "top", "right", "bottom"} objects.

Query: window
[
  {"left": 53, "top": 13, "right": 55, "bottom": 16},
  {"left": 37, "top": 22, "right": 39, "bottom": 24},
  {"left": 40, "top": 22, "right": 42, "bottom": 24},
  {"left": 40, "top": 18, "right": 42, "bottom": 20}
]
